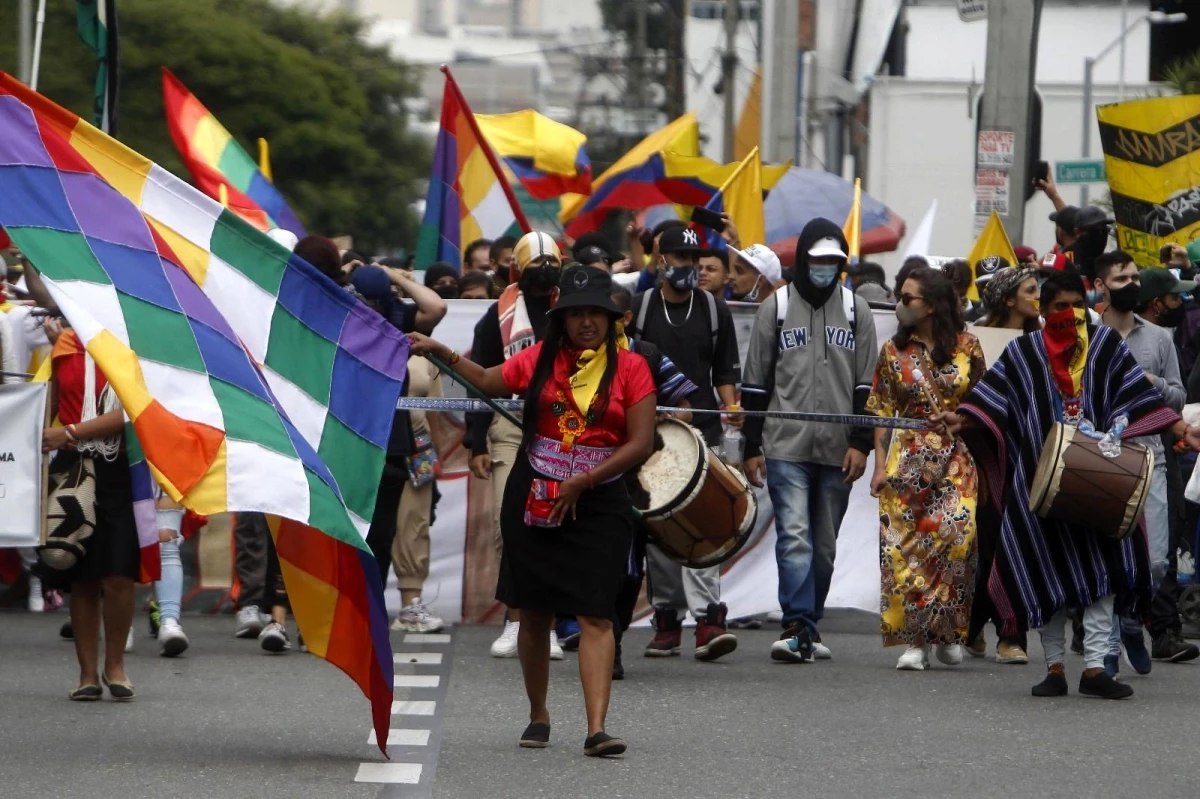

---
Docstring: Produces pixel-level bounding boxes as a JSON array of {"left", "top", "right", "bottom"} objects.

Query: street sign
[
  {"left": 957, "top": 0, "right": 988, "bottom": 22},
  {"left": 1055, "top": 160, "right": 1107, "bottom": 184}
]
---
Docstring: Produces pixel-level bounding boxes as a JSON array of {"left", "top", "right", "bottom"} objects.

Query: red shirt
[
  {"left": 502, "top": 343, "right": 655, "bottom": 449},
  {"left": 52, "top": 330, "right": 106, "bottom": 426}
]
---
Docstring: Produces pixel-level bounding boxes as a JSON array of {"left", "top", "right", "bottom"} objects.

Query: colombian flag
[
  {"left": 416, "top": 67, "right": 531, "bottom": 270},
  {"left": 475, "top": 110, "right": 592, "bottom": 200},
  {"left": 161, "top": 68, "right": 306, "bottom": 238}
]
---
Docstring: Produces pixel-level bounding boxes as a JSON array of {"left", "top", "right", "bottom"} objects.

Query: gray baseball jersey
[{"left": 742, "top": 284, "right": 878, "bottom": 466}]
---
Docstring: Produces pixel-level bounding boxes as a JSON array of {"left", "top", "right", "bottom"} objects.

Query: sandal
[
  {"left": 69, "top": 684, "right": 103, "bottom": 702},
  {"left": 101, "top": 673, "right": 135, "bottom": 702}
]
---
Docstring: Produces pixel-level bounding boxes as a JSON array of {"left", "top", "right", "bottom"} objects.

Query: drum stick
[
  {"left": 423, "top": 353, "right": 524, "bottom": 428},
  {"left": 1, "top": 370, "right": 35, "bottom": 380},
  {"left": 911, "top": 368, "right": 954, "bottom": 443},
  {"left": 392, "top": 397, "right": 930, "bottom": 431}
]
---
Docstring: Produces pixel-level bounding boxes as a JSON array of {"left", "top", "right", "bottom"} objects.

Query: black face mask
[
  {"left": 434, "top": 285, "right": 459, "bottom": 300},
  {"left": 1106, "top": 282, "right": 1141, "bottom": 313},
  {"left": 519, "top": 265, "right": 559, "bottom": 293},
  {"left": 1076, "top": 228, "right": 1109, "bottom": 262},
  {"left": 1160, "top": 302, "right": 1186, "bottom": 328}
]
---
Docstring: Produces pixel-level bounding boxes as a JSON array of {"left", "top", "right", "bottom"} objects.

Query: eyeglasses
[{"left": 898, "top": 294, "right": 925, "bottom": 306}]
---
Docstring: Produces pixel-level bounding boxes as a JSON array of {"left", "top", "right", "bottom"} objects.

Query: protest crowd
[{"left": 6, "top": 14, "right": 1200, "bottom": 765}]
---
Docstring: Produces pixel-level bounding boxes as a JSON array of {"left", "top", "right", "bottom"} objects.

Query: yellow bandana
[
  {"left": 614, "top": 319, "right": 631, "bottom": 352},
  {"left": 568, "top": 346, "right": 608, "bottom": 416}
]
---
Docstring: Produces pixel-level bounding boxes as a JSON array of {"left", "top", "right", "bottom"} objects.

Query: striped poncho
[{"left": 958, "top": 325, "right": 1177, "bottom": 632}]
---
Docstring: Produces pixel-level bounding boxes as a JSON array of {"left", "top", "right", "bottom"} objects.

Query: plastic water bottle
[{"left": 722, "top": 423, "right": 745, "bottom": 466}]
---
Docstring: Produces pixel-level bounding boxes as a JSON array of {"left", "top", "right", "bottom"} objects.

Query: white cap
[
  {"left": 267, "top": 228, "right": 299, "bottom": 252},
  {"left": 807, "top": 236, "right": 848, "bottom": 260},
  {"left": 514, "top": 230, "right": 562, "bottom": 271},
  {"left": 734, "top": 243, "right": 782, "bottom": 285}
]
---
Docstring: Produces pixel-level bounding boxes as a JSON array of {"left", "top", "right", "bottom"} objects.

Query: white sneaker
[
  {"left": 490, "top": 620, "right": 520, "bottom": 658},
  {"left": 549, "top": 630, "right": 564, "bottom": 661},
  {"left": 896, "top": 645, "right": 929, "bottom": 671},
  {"left": 812, "top": 640, "right": 833, "bottom": 660},
  {"left": 125, "top": 627, "right": 135, "bottom": 653},
  {"left": 235, "top": 605, "right": 265, "bottom": 639},
  {"left": 935, "top": 643, "right": 963, "bottom": 666},
  {"left": 392, "top": 598, "right": 445, "bottom": 633},
  {"left": 259, "top": 621, "right": 290, "bottom": 654},
  {"left": 27, "top": 575, "right": 45, "bottom": 613},
  {"left": 158, "top": 618, "right": 190, "bottom": 658}
]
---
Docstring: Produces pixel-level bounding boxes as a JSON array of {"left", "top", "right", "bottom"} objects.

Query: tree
[
  {"left": 1163, "top": 50, "right": 1200, "bottom": 95},
  {"left": 0, "top": 0, "right": 429, "bottom": 253}
]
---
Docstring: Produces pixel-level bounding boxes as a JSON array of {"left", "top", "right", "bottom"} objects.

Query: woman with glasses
[{"left": 867, "top": 268, "right": 985, "bottom": 671}]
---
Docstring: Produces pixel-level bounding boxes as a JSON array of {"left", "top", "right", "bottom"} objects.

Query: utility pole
[
  {"left": 976, "top": 0, "right": 1044, "bottom": 245},
  {"left": 722, "top": 0, "right": 739, "bottom": 162},
  {"left": 632, "top": 0, "right": 648, "bottom": 138},
  {"left": 18, "top": 0, "right": 32, "bottom": 84},
  {"left": 761, "top": 0, "right": 800, "bottom": 165}
]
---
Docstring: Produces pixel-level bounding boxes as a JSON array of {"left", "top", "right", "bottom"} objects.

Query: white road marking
[
  {"left": 393, "top": 674, "right": 440, "bottom": 688},
  {"left": 368, "top": 729, "right": 431, "bottom": 746},
  {"left": 391, "top": 700, "right": 437, "bottom": 716},
  {"left": 403, "top": 633, "right": 451, "bottom": 644},
  {"left": 354, "top": 763, "right": 423, "bottom": 784},
  {"left": 393, "top": 652, "right": 443, "bottom": 665}
]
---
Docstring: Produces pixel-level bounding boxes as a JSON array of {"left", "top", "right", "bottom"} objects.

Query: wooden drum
[
  {"left": 1028, "top": 421, "right": 1153, "bottom": 540},
  {"left": 634, "top": 418, "right": 757, "bottom": 568}
]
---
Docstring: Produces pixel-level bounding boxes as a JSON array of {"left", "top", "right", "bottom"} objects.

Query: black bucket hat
[{"left": 549, "top": 264, "right": 621, "bottom": 315}]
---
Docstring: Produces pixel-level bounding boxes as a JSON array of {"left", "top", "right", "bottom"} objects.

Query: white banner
[
  {"left": 0, "top": 382, "right": 48, "bottom": 548},
  {"left": 400, "top": 299, "right": 899, "bottom": 624}
]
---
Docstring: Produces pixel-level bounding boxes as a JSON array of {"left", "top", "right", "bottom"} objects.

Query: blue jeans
[
  {"left": 155, "top": 537, "right": 183, "bottom": 623},
  {"left": 766, "top": 459, "right": 852, "bottom": 634}
]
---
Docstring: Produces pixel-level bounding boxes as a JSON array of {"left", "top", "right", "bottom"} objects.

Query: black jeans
[
  {"left": 233, "top": 511, "right": 269, "bottom": 609},
  {"left": 365, "top": 457, "right": 409, "bottom": 586},
  {"left": 263, "top": 528, "right": 289, "bottom": 613}
]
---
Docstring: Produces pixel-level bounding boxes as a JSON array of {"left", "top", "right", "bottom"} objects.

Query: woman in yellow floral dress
[{"left": 867, "top": 267, "right": 985, "bottom": 671}]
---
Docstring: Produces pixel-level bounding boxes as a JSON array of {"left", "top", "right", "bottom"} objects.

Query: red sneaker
[
  {"left": 644, "top": 608, "right": 682, "bottom": 657},
  {"left": 695, "top": 602, "right": 737, "bottom": 661}
]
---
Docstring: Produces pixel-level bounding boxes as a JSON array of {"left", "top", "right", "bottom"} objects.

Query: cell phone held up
[{"left": 690, "top": 205, "right": 727, "bottom": 233}]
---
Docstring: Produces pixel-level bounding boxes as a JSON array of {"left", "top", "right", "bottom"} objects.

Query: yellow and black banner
[{"left": 1098, "top": 95, "right": 1200, "bottom": 267}]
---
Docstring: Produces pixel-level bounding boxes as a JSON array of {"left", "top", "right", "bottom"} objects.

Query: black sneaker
[
  {"left": 60, "top": 621, "right": 73, "bottom": 640},
  {"left": 1079, "top": 671, "right": 1134, "bottom": 699},
  {"left": 519, "top": 722, "right": 550, "bottom": 749},
  {"left": 1151, "top": 630, "right": 1200, "bottom": 662},
  {"left": 1031, "top": 671, "right": 1068, "bottom": 697},
  {"left": 583, "top": 731, "right": 626, "bottom": 757}
]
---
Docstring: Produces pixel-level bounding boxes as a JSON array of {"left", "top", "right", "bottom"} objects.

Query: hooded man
[
  {"left": 466, "top": 230, "right": 565, "bottom": 660},
  {"left": 741, "top": 218, "right": 879, "bottom": 663}
]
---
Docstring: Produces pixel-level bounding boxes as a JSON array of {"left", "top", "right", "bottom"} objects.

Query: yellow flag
[
  {"left": 842, "top": 177, "right": 862, "bottom": 265},
  {"left": 965, "top": 210, "right": 1018, "bottom": 301},
  {"left": 706, "top": 147, "right": 767, "bottom": 247},
  {"left": 1097, "top": 95, "right": 1200, "bottom": 267},
  {"left": 735, "top": 66, "right": 762, "bottom": 160}
]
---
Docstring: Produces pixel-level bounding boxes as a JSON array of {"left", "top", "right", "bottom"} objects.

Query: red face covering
[{"left": 1042, "top": 307, "right": 1088, "bottom": 399}]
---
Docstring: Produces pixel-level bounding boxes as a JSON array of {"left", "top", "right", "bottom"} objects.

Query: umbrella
[{"left": 765, "top": 168, "right": 905, "bottom": 264}]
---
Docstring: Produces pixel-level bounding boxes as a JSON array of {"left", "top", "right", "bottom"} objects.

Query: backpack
[{"left": 631, "top": 287, "right": 719, "bottom": 351}]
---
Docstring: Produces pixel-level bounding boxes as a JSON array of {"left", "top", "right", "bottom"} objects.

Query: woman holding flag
[{"left": 408, "top": 264, "right": 656, "bottom": 757}]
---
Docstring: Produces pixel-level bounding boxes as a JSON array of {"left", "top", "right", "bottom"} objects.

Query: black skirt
[
  {"left": 497, "top": 454, "right": 634, "bottom": 620},
  {"left": 38, "top": 448, "right": 140, "bottom": 590}
]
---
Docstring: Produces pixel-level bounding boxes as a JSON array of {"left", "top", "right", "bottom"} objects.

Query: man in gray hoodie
[{"left": 742, "top": 218, "right": 878, "bottom": 663}]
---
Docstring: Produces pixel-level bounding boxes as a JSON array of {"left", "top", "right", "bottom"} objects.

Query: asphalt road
[{"left": 2, "top": 610, "right": 1198, "bottom": 798}]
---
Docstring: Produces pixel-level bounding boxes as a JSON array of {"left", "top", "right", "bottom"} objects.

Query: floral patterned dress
[{"left": 867, "top": 333, "right": 985, "bottom": 647}]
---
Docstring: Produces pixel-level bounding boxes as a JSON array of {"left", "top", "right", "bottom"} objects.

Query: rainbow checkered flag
[{"left": 0, "top": 74, "right": 402, "bottom": 754}]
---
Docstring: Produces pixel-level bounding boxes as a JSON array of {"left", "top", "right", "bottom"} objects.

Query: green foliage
[
  {"left": 1163, "top": 50, "right": 1200, "bottom": 95},
  {"left": 0, "top": 0, "right": 429, "bottom": 253}
]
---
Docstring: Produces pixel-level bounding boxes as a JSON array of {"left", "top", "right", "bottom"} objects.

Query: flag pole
[
  {"left": 709, "top": 146, "right": 760, "bottom": 202},
  {"left": 257, "top": 138, "right": 273, "bottom": 183},
  {"left": 439, "top": 65, "right": 533, "bottom": 236},
  {"left": 29, "top": 0, "right": 47, "bottom": 90}
]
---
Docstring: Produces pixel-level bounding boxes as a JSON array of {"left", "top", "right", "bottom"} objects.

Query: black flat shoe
[
  {"left": 101, "top": 674, "right": 135, "bottom": 702},
  {"left": 519, "top": 722, "right": 550, "bottom": 748},
  {"left": 1031, "top": 672, "right": 1068, "bottom": 697},
  {"left": 69, "top": 684, "right": 102, "bottom": 702},
  {"left": 1079, "top": 671, "right": 1133, "bottom": 700},
  {"left": 583, "top": 731, "right": 626, "bottom": 757}
]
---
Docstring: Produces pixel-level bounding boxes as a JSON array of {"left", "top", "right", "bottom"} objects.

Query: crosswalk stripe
[
  {"left": 403, "top": 633, "right": 452, "bottom": 644},
  {"left": 368, "top": 729, "right": 431, "bottom": 746},
  {"left": 354, "top": 763, "right": 423, "bottom": 784},
  {"left": 391, "top": 700, "right": 437, "bottom": 715},
  {"left": 394, "top": 674, "right": 440, "bottom": 688},
  {"left": 393, "top": 652, "right": 443, "bottom": 665}
]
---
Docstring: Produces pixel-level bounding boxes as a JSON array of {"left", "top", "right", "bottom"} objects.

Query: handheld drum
[
  {"left": 1028, "top": 421, "right": 1152, "bottom": 540},
  {"left": 634, "top": 418, "right": 758, "bottom": 568}
]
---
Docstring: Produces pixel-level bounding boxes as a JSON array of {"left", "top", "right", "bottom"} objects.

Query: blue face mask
[
  {"left": 809, "top": 265, "right": 839, "bottom": 288},
  {"left": 665, "top": 264, "right": 699, "bottom": 292}
]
